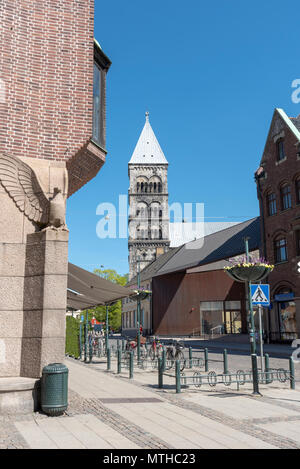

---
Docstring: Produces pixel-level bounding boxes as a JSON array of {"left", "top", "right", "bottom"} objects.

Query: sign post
[{"left": 251, "top": 284, "right": 270, "bottom": 373}]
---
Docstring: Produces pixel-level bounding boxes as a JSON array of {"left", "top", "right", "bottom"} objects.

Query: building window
[
  {"left": 280, "top": 184, "right": 291, "bottom": 210},
  {"left": 277, "top": 139, "right": 286, "bottom": 161},
  {"left": 267, "top": 192, "right": 277, "bottom": 216},
  {"left": 92, "top": 62, "right": 103, "bottom": 146},
  {"left": 296, "top": 178, "right": 300, "bottom": 205},
  {"left": 296, "top": 230, "right": 300, "bottom": 256},
  {"left": 274, "top": 237, "right": 288, "bottom": 263}
]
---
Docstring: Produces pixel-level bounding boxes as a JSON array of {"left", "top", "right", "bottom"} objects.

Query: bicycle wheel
[
  {"left": 165, "top": 349, "right": 173, "bottom": 369},
  {"left": 149, "top": 348, "right": 156, "bottom": 361},
  {"left": 176, "top": 350, "right": 185, "bottom": 371}
]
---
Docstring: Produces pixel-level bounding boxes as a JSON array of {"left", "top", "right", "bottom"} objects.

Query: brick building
[
  {"left": 255, "top": 108, "right": 300, "bottom": 342},
  {"left": 0, "top": 1, "right": 110, "bottom": 413}
]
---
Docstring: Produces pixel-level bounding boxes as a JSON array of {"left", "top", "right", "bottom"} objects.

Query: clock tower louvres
[{"left": 128, "top": 112, "right": 170, "bottom": 280}]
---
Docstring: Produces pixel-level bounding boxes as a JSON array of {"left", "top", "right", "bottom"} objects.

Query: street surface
[{"left": 2, "top": 338, "right": 300, "bottom": 449}]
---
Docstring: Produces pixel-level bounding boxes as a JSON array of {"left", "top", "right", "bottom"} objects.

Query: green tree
[{"left": 84, "top": 268, "right": 128, "bottom": 331}]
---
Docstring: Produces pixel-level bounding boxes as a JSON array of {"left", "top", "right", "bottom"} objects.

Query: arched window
[
  {"left": 266, "top": 191, "right": 276, "bottom": 216},
  {"left": 153, "top": 182, "right": 157, "bottom": 193},
  {"left": 149, "top": 182, "right": 153, "bottom": 193},
  {"left": 274, "top": 236, "right": 288, "bottom": 263},
  {"left": 144, "top": 182, "right": 148, "bottom": 193},
  {"left": 136, "top": 182, "right": 140, "bottom": 193},
  {"left": 158, "top": 182, "right": 162, "bottom": 193},
  {"left": 280, "top": 184, "right": 291, "bottom": 210},
  {"left": 159, "top": 228, "right": 163, "bottom": 240},
  {"left": 141, "top": 182, "right": 144, "bottom": 193}
]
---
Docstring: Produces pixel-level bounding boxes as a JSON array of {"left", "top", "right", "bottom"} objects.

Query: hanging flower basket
[
  {"left": 224, "top": 258, "right": 274, "bottom": 283},
  {"left": 130, "top": 289, "right": 152, "bottom": 301}
]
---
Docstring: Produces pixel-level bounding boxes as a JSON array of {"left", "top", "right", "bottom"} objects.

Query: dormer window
[{"left": 277, "top": 139, "right": 286, "bottom": 161}]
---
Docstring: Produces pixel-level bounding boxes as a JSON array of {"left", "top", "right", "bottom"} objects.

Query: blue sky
[{"left": 66, "top": 0, "right": 300, "bottom": 275}]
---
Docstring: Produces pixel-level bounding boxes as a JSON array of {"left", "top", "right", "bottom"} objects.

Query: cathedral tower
[{"left": 128, "top": 112, "right": 170, "bottom": 280}]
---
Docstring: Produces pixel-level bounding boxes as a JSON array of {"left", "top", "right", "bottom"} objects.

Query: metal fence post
[
  {"left": 265, "top": 353, "right": 270, "bottom": 384},
  {"left": 251, "top": 354, "right": 261, "bottom": 395},
  {"left": 117, "top": 348, "right": 122, "bottom": 374},
  {"left": 204, "top": 348, "right": 209, "bottom": 372},
  {"left": 89, "top": 337, "right": 93, "bottom": 363},
  {"left": 175, "top": 360, "right": 181, "bottom": 394},
  {"left": 107, "top": 347, "right": 111, "bottom": 371},
  {"left": 162, "top": 347, "right": 166, "bottom": 372},
  {"left": 290, "top": 357, "right": 295, "bottom": 390},
  {"left": 129, "top": 351, "right": 134, "bottom": 379},
  {"left": 223, "top": 349, "right": 228, "bottom": 374},
  {"left": 158, "top": 357, "right": 163, "bottom": 389},
  {"left": 189, "top": 347, "right": 193, "bottom": 369}
]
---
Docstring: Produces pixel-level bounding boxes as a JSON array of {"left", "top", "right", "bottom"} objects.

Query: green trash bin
[{"left": 41, "top": 363, "right": 68, "bottom": 416}]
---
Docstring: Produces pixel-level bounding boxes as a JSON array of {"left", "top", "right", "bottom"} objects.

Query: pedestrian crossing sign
[{"left": 251, "top": 284, "right": 270, "bottom": 306}]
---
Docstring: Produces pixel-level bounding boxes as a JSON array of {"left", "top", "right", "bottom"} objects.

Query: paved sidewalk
[{"left": 2, "top": 357, "right": 300, "bottom": 449}]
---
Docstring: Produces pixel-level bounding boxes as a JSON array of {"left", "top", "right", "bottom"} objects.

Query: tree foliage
[{"left": 83, "top": 268, "right": 128, "bottom": 331}]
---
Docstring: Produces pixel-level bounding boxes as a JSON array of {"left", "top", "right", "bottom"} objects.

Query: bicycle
[
  {"left": 165, "top": 341, "right": 185, "bottom": 371},
  {"left": 125, "top": 337, "right": 147, "bottom": 359},
  {"left": 148, "top": 337, "right": 163, "bottom": 361}
]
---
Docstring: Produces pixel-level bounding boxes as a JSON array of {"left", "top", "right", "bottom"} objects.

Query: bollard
[
  {"left": 175, "top": 360, "right": 181, "bottom": 394},
  {"left": 162, "top": 347, "right": 166, "bottom": 372},
  {"left": 107, "top": 347, "right": 111, "bottom": 371},
  {"left": 223, "top": 349, "right": 228, "bottom": 375},
  {"left": 251, "top": 354, "right": 261, "bottom": 396},
  {"left": 117, "top": 348, "right": 122, "bottom": 374},
  {"left": 289, "top": 357, "right": 295, "bottom": 390},
  {"left": 204, "top": 348, "right": 209, "bottom": 372},
  {"left": 189, "top": 347, "right": 193, "bottom": 369},
  {"left": 265, "top": 353, "right": 271, "bottom": 384},
  {"left": 89, "top": 338, "right": 93, "bottom": 363},
  {"left": 158, "top": 357, "right": 163, "bottom": 389},
  {"left": 129, "top": 351, "right": 134, "bottom": 379}
]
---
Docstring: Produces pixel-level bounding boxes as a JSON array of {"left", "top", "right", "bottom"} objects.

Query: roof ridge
[{"left": 184, "top": 216, "right": 259, "bottom": 246}]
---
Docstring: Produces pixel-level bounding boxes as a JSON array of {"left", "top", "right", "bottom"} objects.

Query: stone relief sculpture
[{"left": 0, "top": 152, "right": 66, "bottom": 229}]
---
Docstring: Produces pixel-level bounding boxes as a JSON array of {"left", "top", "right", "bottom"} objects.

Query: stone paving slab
[{"left": 3, "top": 356, "right": 300, "bottom": 449}]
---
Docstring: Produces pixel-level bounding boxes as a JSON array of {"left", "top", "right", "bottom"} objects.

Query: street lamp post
[
  {"left": 105, "top": 304, "right": 109, "bottom": 352},
  {"left": 137, "top": 257, "right": 141, "bottom": 363},
  {"left": 244, "top": 237, "right": 256, "bottom": 355}
]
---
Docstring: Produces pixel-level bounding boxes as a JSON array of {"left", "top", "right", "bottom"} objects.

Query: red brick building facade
[
  {"left": 255, "top": 108, "right": 300, "bottom": 342},
  {"left": 0, "top": 0, "right": 111, "bottom": 196}
]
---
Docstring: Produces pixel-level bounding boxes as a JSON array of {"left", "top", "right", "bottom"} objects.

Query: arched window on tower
[
  {"left": 149, "top": 182, "right": 153, "bottom": 193},
  {"left": 159, "top": 228, "right": 163, "bottom": 240},
  {"left": 153, "top": 182, "right": 157, "bottom": 193},
  {"left": 158, "top": 182, "right": 162, "bottom": 193},
  {"left": 136, "top": 182, "right": 140, "bottom": 193}
]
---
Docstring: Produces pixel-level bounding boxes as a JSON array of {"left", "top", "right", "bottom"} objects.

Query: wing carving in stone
[{"left": 0, "top": 152, "right": 50, "bottom": 225}]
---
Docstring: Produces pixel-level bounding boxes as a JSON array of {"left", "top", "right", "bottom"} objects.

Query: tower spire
[{"left": 145, "top": 111, "right": 149, "bottom": 122}]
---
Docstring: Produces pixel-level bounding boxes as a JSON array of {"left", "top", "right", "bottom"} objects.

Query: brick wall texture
[{"left": 0, "top": 0, "right": 106, "bottom": 196}]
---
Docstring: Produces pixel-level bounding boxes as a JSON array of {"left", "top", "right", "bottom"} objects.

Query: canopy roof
[{"left": 67, "top": 263, "right": 132, "bottom": 310}]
